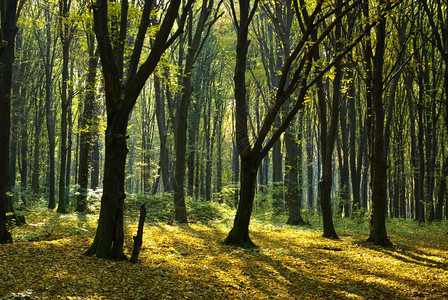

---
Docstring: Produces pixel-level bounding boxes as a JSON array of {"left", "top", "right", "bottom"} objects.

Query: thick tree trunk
[
  {"left": 85, "top": 116, "right": 128, "bottom": 260},
  {"left": 366, "top": 3, "right": 391, "bottom": 246},
  {"left": 224, "top": 152, "right": 258, "bottom": 248},
  {"left": 0, "top": 0, "right": 18, "bottom": 244}
]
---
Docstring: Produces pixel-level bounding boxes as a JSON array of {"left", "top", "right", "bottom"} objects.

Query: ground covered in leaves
[{"left": 1, "top": 207, "right": 448, "bottom": 299}]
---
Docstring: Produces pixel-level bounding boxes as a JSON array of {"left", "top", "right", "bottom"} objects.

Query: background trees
[{"left": 3, "top": 0, "right": 448, "bottom": 252}]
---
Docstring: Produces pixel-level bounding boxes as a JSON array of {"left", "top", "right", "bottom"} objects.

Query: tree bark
[
  {"left": 154, "top": 74, "right": 171, "bottom": 192},
  {"left": 366, "top": 0, "right": 392, "bottom": 246},
  {"left": 224, "top": 151, "right": 259, "bottom": 248},
  {"left": 86, "top": 0, "right": 187, "bottom": 259},
  {"left": 76, "top": 34, "right": 98, "bottom": 213},
  {"left": 85, "top": 120, "right": 128, "bottom": 260},
  {"left": 284, "top": 120, "right": 307, "bottom": 225},
  {"left": 57, "top": 0, "right": 72, "bottom": 213},
  {"left": 173, "top": 0, "right": 214, "bottom": 221},
  {"left": 0, "top": 0, "right": 19, "bottom": 244}
]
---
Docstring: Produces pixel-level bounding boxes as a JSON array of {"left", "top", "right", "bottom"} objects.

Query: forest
[{"left": 0, "top": 0, "right": 447, "bottom": 298}]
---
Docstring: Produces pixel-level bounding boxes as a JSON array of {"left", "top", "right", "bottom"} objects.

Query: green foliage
[
  {"left": 215, "top": 184, "right": 238, "bottom": 207},
  {"left": 126, "top": 192, "right": 234, "bottom": 224},
  {"left": 128, "top": 192, "right": 173, "bottom": 223},
  {"left": 185, "top": 197, "right": 234, "bottom": 224}
]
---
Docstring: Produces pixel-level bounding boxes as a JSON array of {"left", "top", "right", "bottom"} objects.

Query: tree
[
  {"left": 85, "top": 0, "right": 192, "bottom": 260},
  {"left": 0, "top": 0, "right": 23, "bottom": 244},
  {"left": 57, "top": 0, "right": 76, "bottom": 213},
  {"left": 75, "top": 27, "right": 98, "bottom": 213},
  {"left": 172, "top": 0, "right": 220, "bottom": 222},
  {"left": 365, "top": 0, "right": 392, "bottom": 246},
  {"left": 224, "top": 0, "right": 363, "bottom": 247}
]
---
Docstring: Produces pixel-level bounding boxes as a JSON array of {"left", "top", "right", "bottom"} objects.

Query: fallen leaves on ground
[{"left": 1, "top": 208, "right": 447, "bottom": 299}]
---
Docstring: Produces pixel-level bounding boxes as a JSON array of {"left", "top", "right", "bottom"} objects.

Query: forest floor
[{"left": 1, "top": 206, "right": 447, "bottom": 299}]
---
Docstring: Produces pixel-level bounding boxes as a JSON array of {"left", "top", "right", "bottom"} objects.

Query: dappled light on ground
[{"left": 1, "top": 209, "right": 447, "bottom": 299}]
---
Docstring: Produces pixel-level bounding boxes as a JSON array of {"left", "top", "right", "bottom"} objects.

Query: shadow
[
  {"left": 3, "top": 216, "right": 448, "bottom": 299},
  {"left": 357, "top": 239, "right": 448, "bottom": 271}
]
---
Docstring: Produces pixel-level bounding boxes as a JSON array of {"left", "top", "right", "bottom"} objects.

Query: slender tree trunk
[
  {"left": 32, "top": 89, "right": 44, "bottom": 196},
  {"left": 272, "top": 123, "right": 283, "bottom": 214},
  {"left": 317, "top": 50, "right": 340, "bottom": 239},
  {"left": 173, "top": 0, "right": 213, "bottom": 220},
  {"left": 57, "top": 10, "right": 71, "bottom": 213},
  {"left": 435, "top": 156, "right": 447, "bottom": 221},
  {"left": 285, "top": 118, "right": 307, "bottom": 225},
  {"left": 46, "top": 84, "right": 56, "bottom": 210},
  {"left": 339, "top": 101, "right": 350, "bottom": 217},
  {"left": 76, "top": 37, "right": 98, "bottom": 212},
  {"left": 90, "top": 134, "right": 100, "bottom": 190},
  {"left": 348, "top": 81, "right": 361, "bottom": 210},
  {"left": 306, "top": 116, "right": 314, "bottom": 208},
  {"left": 154, "top": 74, "right": 171, "bottom": 192},
  {"left": 43, "top": 8, "right": 56, "bottom": 210},
  {"left": 9, "top": 93, "right": 18, "bottom": 190},
  {"left": 232, "top": 140, "right": 239, "bottom": 206},
  {"left": 19, "top": 89, "right": 28, "bottom": 204}
]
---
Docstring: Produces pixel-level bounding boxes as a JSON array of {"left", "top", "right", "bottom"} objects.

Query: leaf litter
[{"left": 0, "top": 208, "right": 447, "bottom": 299}]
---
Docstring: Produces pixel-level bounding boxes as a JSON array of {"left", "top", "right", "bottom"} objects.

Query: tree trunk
[
  {"left": 366, "top": 1, "right": 391, "bottom": 246},
  {"left": 85, "top": 116, "right": 128, "bottom": 260},
  {"left": 9, "top": 93, "right": 18, "bottom": 190},
  {"left": 173, "top": 0, "right": 213, "bottom": 220},
  {"left": 43, "top": 8, "right": 56, "bottom": 209},
  {"left": 435, "top": 156, "right": 447, "bottom": 221},
  {"left": 348, "top": 75, "right": 361, "bottom": 211},
  {"left": 339, "top": 101, "right": 350, "bottom": 217},
  {"left": 154, "top": 74, "right": 171, "bottom": 192},
  {"left": 32, "top": 89, "right": 44, "bottom": 196},
  {"left": 232, "top": 140, "right": 239, "bottom": 207},
  {"left": 57, "top": 19, "right": 71, "bottom": 213},
  {"left": 19, "top": 89, "right": 28, "bottom": 204},
  {"left": 271, "top": 127, "right": 283, "bottom": 214},
  {"left": 317, "top": 56, "right": 340, "bottom": 239},
  {"left": 76, "top": 36, "right": 98, "bottom": 212},
  {"left": 284, "top": 122, "right": 307, "bottom": 225},
  {"left": 46, "top": 88, "right": 56, "bottom": 210},
  {"left": 0, "top": 0, "right": 19, "bottom": 244},
  {"left": 90, "top": 134, "right": 100, "bottom": 190},
  {"left": 306, "top": 116, "right": 314, "bottom": 208},
  {"left": 224, "top": 152, "right": 258, "bottom": 248}
]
